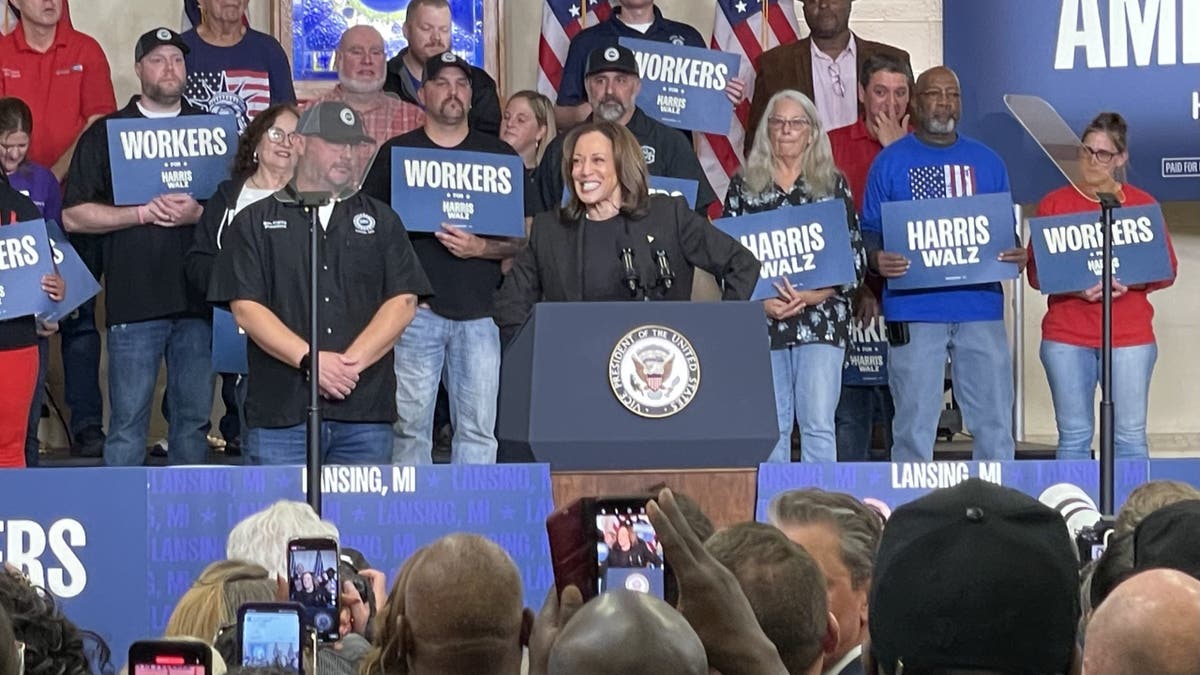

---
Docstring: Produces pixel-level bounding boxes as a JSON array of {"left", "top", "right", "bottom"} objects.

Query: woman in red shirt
[{"left": 1027, "top": 112, "right": 1177, "bottom": 460}]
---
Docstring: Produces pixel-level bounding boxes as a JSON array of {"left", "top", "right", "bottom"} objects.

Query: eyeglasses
[
  {"left": 1081, "top": 144, "right": 1118, "bottom": 164},
  {"left": 266, "top": 127, "right": 297, "bottom": 144},
  {"left": 767, "top": 116, "right": 812, "bottom": 130},
  {"left": 828, "top": 63, "right": 846, "bottom": 98},
  {"left": 15, "top": 641, "right": 25, "bottom": 675}
]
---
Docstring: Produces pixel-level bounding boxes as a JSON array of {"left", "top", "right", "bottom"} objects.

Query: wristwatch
[{"left": 299, "top": 353, "right": 312, "bottom": 381}]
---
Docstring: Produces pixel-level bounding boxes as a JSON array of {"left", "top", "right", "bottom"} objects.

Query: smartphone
[
  {"left": 885, "top": 320, "right": 910, "bottom": 347},
  {"left": 238, "top": 603, "right": 303, "bottom": 672},
  {"left": 128, "top": 640, "right": 211, "bottom": 675},
  {"left": 287, "top": 537, "right": 340, "bottom": 642},
  {"left": 546, "top": 498, "right": 595, "bottom": 600},
  {"left": 590, "top": 498, "right": 667, "bottom": 599}
]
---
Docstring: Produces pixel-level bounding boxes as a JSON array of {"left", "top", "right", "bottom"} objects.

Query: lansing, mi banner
[{"left": 106, "top": 115, "right": 238, "bottom": 205}]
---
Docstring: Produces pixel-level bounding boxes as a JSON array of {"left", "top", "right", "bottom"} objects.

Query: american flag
[
  {"left": 909, "top": 164, "right": 978, "bottom": 199},
  {"left": 184, "top": 69, "right": 271, "bottom": 132},
  {"left": 698, "top": 0, "right": 799, "bottom": 212},
  {"left": 537, "top": 0, "right": 612, "bottom": 99}
]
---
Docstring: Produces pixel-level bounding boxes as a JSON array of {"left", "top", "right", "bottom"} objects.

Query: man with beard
[
  {"left": 362, "top": 53, "right": 530, "bottom": 466},
  {"left": 859, "top": 66, "right": 1027, "bottom": 462},
  {"left": 312, "top": 25, "right": 425, "bottom": 180},
  {"left": 210, "top": 101, "right": 432, "bottom": 463},
  {"left": 62, "top": 28, "right": 213, "bottom": 466},
  {"left": 383, "top": 0, "right": 501, "bottom": 136},
  {"left": 532, "top": 45, "right": 716, "bottom": 214},
  {"left": 747, "top": 0, "right": 910, "bottom": 150}
]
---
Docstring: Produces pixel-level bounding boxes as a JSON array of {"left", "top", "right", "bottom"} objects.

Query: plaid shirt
[{"left": 313, "top": 85, "right": 425, "bottom": 146}]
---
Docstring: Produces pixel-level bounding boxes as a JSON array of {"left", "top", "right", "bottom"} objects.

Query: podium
[{"left": 498, "top": 301, "right": 777, "bottom": 470}]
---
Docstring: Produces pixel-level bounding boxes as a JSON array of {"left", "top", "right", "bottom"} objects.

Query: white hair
[
  {"left": 744, "top": 89, "right": 841, "bottom": 199},
  {"left": 225, "top": 500, "right": 340, "bottom": 578}
]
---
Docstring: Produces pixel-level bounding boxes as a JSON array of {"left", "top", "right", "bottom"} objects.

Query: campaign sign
[
  {"left": 38, "top": 220, "right": 101, "bottom": 323},
  {"left": 619, "top": 37, "right": 739, "bottom": 135},
  {"left": 560, "top": 176, "right": 698, "bottom": 210},
  {"left": 212, "top": 308, "right": 249, "bottom": 374},
  {"left": 391, "top": 147, "right": 525, "bottom": 236},
  {"left": 882, "top": 192, "right": 1018, "bottom": 290},
  {"left": 843, "top": 315, "right": 888, "bottom": 386},
  {"left": 1028, "top": 204, "right": 1174, "bottom": 295},
  {"left": 0, "top": 218, "right": 55, "bottom": 320},
  {"left": 713, "top": 200, "right": 856, "bottom": 301},
  {"left": 106, "top": 115, "right": 238, "bottom": 205}
]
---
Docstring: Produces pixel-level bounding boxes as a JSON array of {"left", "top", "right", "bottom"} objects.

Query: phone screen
[
  {"left": 241, "top": 608, "right": 302, "bottom": 671},
  {"left": 594, "top": 503, "right": 665, "bottom": 598},
  {"left": 287, "top": 539, "right": 339, "bottom": 642},
  {"left": 132, "top": 664, "right": 206, "bottom": 675}
]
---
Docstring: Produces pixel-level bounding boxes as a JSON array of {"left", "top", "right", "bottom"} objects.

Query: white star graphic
[
  {"left": 735, "top": 0, "right": 748, "bottom": 13},
  {"left": 569, "top": 4, "right": 580, "bottom": 16}
]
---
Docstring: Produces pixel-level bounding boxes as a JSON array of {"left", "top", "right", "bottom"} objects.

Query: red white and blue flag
[
  {"left": 698, "top": 0, "right": 799, "bottom": 207},
  {"left": 909, "top": 164, "right": 978, "bottom": 199},
  {"left": 537, "top": 0, "right": 612, "bottom": 99}
]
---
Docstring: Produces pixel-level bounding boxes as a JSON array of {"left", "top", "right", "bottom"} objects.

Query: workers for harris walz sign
[
  {"left": 106, "top": 115, "right": 238, "bottom": 205},
  {"left": 882, "top": 192, "right": 1018, "bottom": 290},
  {"left": 390, "top": 147, "right": 525, "bottom": 236},
  {"left": 619, "top": 37, "right": 739, "bottom": 135},
  {"left": 0, "top": 219, "right": 54, "bottom": 320},
  {"left": 713, "top": 199, "right": 857, "bottom": 302},
  {"left": 1027, "top": 204, "right": 1174, "bottom": 295}
]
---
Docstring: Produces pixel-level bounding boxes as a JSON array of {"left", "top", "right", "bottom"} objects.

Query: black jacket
[
  {"left": 494, "top": 195, "right": 760, "bottom": 338},
  {"left": 383, "top": 48, "right": 502, "bottom": 137},
  {"left": 186, "top": 176, "right": 248, "bottom": 303}
]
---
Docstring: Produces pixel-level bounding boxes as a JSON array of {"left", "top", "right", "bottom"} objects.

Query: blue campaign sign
[
  {"left": 106, "top": 115, "right": 238, "bottom": 205},
  {"left": 1028, "top": 204, "right": 1174, "bottom": 294},
  {"left": 390, "top": 147, "right": 526, "bottom": 236},
  {"left": 212, "top": 308, "right": 249, "bottom": 374},
  {"left": 560, "top": 176, "right": 698, "bottom": 210},
  {"left": 713, "top": 200, "right": 856, "bottom": 300},
  {"left": 0, "top": 218, "right": 55, "bottom": 320},
  {"left": 944, "top": 0, "right": 1200, "bottom": 202},
  {"left": 843, "top": 315, "right": 888, "bottom": 386},
  {"left": 882, "top": 192, "right": 1018, "bottom": 290},
  {"left": 38, "top": 220, "right": 101, "bottom": 323},
  {"left": 618, "top": 37, "right": 740, "bottom": 135}
]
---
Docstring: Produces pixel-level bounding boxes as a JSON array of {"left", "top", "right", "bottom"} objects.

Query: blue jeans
[
  {"left": 768, "top": 343, "right": 845, "bottom": 463},
  {"left": 835, "top": 384, "right": 894, "bottom": 462},
  {"left": 393, "top": 308, "right": 500, "bottom": 465},
  {"left": 1040, "top": 340, "right": 1156, "bottom": 460},
  {"left": 244, "top": 421, "right": 392, "bottom": 465},
  {"left": 104, "top": 318, "right": 213, "bottom": 466},
  {"left": 889, "top": 321, "right": 1014, "bottom": 462},
  {"left": 59, "top": 296, "right": 104, "bottom": 437}
]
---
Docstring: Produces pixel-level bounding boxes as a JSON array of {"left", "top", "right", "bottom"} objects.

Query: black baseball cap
[
  {"left": 1134, "top": 499, "right": 1200, "bottom": 580},
  {"left": 296, "top": 102, "right": 374, "bottom": 145},
  {"left": 423, "top": 51, "right": 473, "bottom": 84},
  {"left": 135, "top": 27, "right": 189, "bottom": 62},
  {"left": 869, "top": 479, "right": 1080, "bottom": 673},
  {"left": 585, "top": 45, "right": 639, "bottom": 78}
]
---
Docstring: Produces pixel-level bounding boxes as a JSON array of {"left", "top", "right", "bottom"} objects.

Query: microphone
[
  {"left": 619, "top": 242, "right": 641, "bottom": 298},
  {"left": 654, "top": 249, "right": 675, "bottom": 291}
]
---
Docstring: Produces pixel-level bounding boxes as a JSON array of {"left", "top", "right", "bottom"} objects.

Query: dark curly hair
[
  {"left": 0, "top": 569, "right": 111, "bottom": 675},
  {"left": 231, "top": 104, "right": 300, "bottom": 182}
]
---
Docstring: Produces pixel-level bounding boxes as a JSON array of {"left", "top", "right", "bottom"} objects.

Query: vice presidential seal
[{"left": 609, "top": 325, "right": 699, "bottom": 418}]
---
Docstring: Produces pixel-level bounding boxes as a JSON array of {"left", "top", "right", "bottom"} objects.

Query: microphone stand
[
  {"left": 299, "top": 190, "right": 332, "bottom": 516},
  {"left": 1096, "top": 192, "right": 1120, "bottom": 516}
]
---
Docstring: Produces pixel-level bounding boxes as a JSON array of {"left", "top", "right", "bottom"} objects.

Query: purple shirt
[{"left": 6, "top": 161, "right": 61, "bottom": 224}]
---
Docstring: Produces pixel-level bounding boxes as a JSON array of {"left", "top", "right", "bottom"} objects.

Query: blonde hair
[
  {"left": 743, "top": 89, "right": 841, "bottom": 199},
  {"left": 507, "top": 90, "right": 556, "bottom": 164},
  {"left": 164, "top": 560, "right": 276, "bottom": 643}
]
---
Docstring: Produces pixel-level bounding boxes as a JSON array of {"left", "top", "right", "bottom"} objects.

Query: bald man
[
  {"left": 1083, "top": 569, "right": 1200, "bottom": 675},
  {"left": 548, "top": 590, "right": 707, "bottom": 675},
  {"left": 400, "top": 534, "right": 533, "bottom": 675}
]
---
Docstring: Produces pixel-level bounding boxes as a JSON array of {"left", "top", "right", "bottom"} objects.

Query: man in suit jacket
[{"left": 746, "top": 0, "right": 911, "bottom": 153}]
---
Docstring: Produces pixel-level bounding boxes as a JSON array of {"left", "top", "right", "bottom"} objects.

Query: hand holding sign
[
  {"left": 41, "top": 273, "right": 65, "bottom": 302},
  {"left": 997, "top": 246, "right": 1027, "bottom": 272},
  {"left": 435, "top": 223, "right": 487, "bottom": 259},
  {"left": 871, "top": 250, "right": 911, "bottom": 278},
  {"left": 724, "top": 77, "right": 747, "bottom": 106}
]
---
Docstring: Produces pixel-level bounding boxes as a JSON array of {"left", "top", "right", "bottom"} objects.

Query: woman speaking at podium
[
  {"left": 1026, "top": 112, "right": 1178, "bottom": 460},
  {"left": 493, "top": 120, "right": 760, "bottom": 339}
]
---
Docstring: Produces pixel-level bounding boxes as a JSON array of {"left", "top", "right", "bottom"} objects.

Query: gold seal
[{"left": 608, "top": 325, "right": 700, "bottom": 419}]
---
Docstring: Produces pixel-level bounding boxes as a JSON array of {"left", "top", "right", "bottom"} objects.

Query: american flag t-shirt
[
  {"left": 908, "top": 164, "right": 977, "bottom": 199},
  {"left": 184, "top": 69, "right": 270, "bottom": 132}
]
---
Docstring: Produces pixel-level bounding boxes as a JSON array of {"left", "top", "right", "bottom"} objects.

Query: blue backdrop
[{"left": 944, "top": 0, "right": 1200, "bottom": 203}]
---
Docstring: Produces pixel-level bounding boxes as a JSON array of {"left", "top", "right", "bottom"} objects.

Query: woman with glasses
[
  {"left": 1027, "top": 112, "right": 1178, "bottom": 460},
  {"left": 723, "top": 89, "right": 865, "bottom": 464},
  {"left": 186, "top": 103, "right": 300, "bottom": 459}
]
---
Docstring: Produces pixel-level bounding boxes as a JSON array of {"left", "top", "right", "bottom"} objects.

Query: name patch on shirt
[
  {"left": 620, "top": 37, "right": 739, "bottom": 134},
  {"left": 106, "top": 115, "right": 238, "bottom": 205},
  {"left": 390, "top": 147, "right": 525, "bottom": 236}
]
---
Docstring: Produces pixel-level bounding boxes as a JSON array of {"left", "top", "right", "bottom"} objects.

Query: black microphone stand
[
  {"left": 1096, "top": 192, "right": 1120, "bottom": 516},
  {"left": 299, "top": 191, "right": 332, "bottom": 516}
]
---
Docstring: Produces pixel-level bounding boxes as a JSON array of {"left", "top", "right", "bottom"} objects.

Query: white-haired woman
[{"left": 723, "top": 89, "right": 865, "bottom": 463}]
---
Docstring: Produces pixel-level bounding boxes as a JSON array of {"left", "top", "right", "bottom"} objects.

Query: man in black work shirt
[
  {"left": 211, "top": 101, "right": 433, "bottom": 465},
  {"left": 362, "top": 52, "right": 528, "bottom": 466},
  {"left": 533, "top": 45, "right": 717, "bottom": 215},
  {"left": 62, "top": 27, "right": 212, "bottom": 467}
]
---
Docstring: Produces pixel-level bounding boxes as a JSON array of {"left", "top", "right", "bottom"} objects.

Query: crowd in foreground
[{"left": 2, "top": 478, "right": 1200, "bottom": 675}]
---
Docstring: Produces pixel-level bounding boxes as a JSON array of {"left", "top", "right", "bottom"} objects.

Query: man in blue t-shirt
[
  {"left": 860, "top": 66, "right": 1027, "bottom": 463},
  {"left": 181, "top": 0, "right": 296, "bottom": 132}
]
